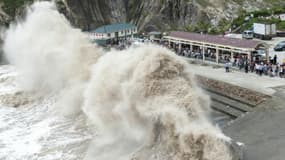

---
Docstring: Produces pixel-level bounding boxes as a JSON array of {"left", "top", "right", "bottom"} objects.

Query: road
[{"left": 265, "top": 37, "right": 285, "bottom": 64}]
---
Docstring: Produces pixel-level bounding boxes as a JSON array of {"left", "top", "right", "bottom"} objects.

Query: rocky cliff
[
  {"left": 0, "top": 0, "right": 284, "bottom": 32},
  {"left": 0, "top": 3, "right": 9, "bottom": 26},
  {"left": 60, "top": 0, "right": 284, "bottom": 31}
]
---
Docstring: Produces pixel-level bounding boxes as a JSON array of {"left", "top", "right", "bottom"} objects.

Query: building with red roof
[{"left": 163, "top": 31, "right": 269, "bottom": 63}]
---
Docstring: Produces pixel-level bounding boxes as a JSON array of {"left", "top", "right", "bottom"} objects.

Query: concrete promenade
[{"left": 185, "top": 58, "right": 285, "bottom": 95}]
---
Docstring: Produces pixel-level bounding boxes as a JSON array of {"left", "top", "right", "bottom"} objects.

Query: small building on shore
[
  {"left": 148, "top": 31, "right": 162, "bottom": 42},
  {"left": 88, "top": 23, "right": 138, "bottom": 45},
  {"left": 163, "top": 31, "right": 269, "bottom": 63}
]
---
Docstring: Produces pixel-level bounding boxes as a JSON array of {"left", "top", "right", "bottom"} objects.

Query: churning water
[{"left": 0, "top": 1, "right": 233, "bottom": 160}]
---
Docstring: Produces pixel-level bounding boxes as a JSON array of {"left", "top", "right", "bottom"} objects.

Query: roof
[
  {"left": 93, "top": 23, "right": 136, "bottom": 33},
  {"left": 167, "top": 31, "right": 265, "bottom": 49}
]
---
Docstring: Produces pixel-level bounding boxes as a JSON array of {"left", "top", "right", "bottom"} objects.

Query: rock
[
  {"left": 0, "top": 0, "right": 285, "bottom": 32},
  {"left": 59, "top": 0, "right": 285, "bottom": 31}
]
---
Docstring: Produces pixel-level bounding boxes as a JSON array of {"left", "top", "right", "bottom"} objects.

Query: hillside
[
  {"left": 0, "top": 0, "right": 284, "bottom": 32},
  {"left": 60, "top": 0, "right": 285, "bottom": 32}
]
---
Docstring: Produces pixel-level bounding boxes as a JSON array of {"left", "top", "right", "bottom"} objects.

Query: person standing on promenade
[
  {"left": 225, "top": 61, "right": 231, "bottom": 72},
  {"left": 274, "top": 55, "right": 277, "bottom": 65},
  {"left": 279, "top": 65, "right": 284, "bottom": 78},
  {"left": 275, "top": 64, "right": 279, "bottom": 77},
  {"left": 245, "top": 62, "right": 249, "bottom": 73},
  {"left": 250, "top": 62, "right": 255, "bottom": 73}
]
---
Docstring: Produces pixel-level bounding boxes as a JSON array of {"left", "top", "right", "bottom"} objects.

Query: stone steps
[
  {"left": 208, "top": 91, "right": 254, "bottom": 112},
  {"left": 210, "top": 110, "right": 233, "bottom": 127},
  {"left": 211, "top": 100, "right": 244, "bottom": 118}
]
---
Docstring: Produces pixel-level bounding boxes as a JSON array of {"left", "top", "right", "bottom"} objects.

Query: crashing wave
[{"left": 2, "top": 1, "right": 235, "bottom": 160}]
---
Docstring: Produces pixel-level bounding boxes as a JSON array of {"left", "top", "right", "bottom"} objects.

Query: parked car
[
  {"left": 274, "top": 41, "right": 285, "bottom": 51},
  {"left": 242, "top": 30, "right": 253, "bottom": 39}
]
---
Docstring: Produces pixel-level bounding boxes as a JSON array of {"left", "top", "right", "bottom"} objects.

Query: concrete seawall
[
  {"left": 194, "top": 75, "right": 272, "bottom": 129},
  {"left": 196, "top": 75, "right": 270, "bottom": 106}
]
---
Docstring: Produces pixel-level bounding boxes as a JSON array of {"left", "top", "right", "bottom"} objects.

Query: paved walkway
[{"left": 184, "top": 58, "right": 285, "bottom": 95}]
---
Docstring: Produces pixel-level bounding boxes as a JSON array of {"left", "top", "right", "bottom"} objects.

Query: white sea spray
[{"left": 2, "top": 1, "right": 233, "bottom": 160}]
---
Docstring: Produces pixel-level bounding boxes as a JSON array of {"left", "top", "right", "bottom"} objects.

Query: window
[{"left": 107, "top": 33, "right": 111, "bottom": 37}]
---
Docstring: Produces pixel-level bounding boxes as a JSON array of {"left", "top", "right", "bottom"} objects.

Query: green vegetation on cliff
[
  {"left": 232, "top": 6, "right": 285, "bottom": 32},
  {"left": 184, "top": 18, "right": 231, "bottom": 35},
  {"left": 1, "top": 0, "right": 32, "bottom": 17}
]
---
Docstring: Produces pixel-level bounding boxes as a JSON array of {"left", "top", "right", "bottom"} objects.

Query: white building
[
  {"left": 88, "top": 23, "right": 138, "bottom": 42},
  {"left": 280, "top": 14, "right": 285, "bottom": 21}
]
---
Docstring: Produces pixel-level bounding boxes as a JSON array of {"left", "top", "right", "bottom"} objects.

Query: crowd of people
[
  {"left": 171, "top": 46, "right": 285, "bottom": 79},
  {"left": 229, "top": 55, "right": 285, "bottom": 78},
  {"left": 174, "top": 48, "right": 222, "bottom": 62}
]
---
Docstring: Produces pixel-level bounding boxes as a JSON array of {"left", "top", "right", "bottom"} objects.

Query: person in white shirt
[
  {"left": 255, "top": 63, "right": 259, "bottom": 74},
  {"left": 279, "top": 66, "right": 283, "bottom": 78}
]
